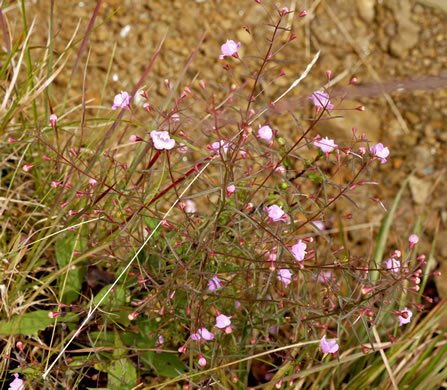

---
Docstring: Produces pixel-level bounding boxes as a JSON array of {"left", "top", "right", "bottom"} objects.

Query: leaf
[
  {"left": 0, "top": 310, "right": 55, "bottom": 336},
  {"left": 142, "top": 351, "right": 187, "bottom": 378},
  {"left": 108, "top": 330, "right": 137, "bottom": 390},
  {"left": 55, "top": 233, "right": 85, "bottom": 304}
]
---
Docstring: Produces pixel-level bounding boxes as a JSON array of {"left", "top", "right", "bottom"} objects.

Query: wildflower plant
[{"left": 1, "top": 2, "right": 445, "bottom": 389}]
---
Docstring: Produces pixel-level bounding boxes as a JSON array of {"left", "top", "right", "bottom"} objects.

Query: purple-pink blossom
[
  {"left": 398, "top": 307, "right": 413, "bottom": 326},
  {"left": 291, "top": 239, "right": 307, "bottom": 262},
  {"left": 257, "top": 124, "right": 273, "bottom": 142},
  {"left": 9, "top": 374, "right": 24, "bottom": 390},
  {"left": 208, "top": 276, "right": 223, "bottom": 291},
  {"left": 408, "top": 234, "right": 419, "bottom": 249},
  {"left": 318, "top": 271, "right": 332, "bottom": 284},
  {"left": 219, "top": 40, "right": 241, "bottom": 59},
  {"left": 314, "top": 137, "right": 337, "bottom": 154},
  {"left": 320, "top": 335, "right": 339, "bottom": 354},
  {"left": 227, "top": 185, "right": 236, "bottom": 197},
  {"left": 191, "top": 327, "right": 214, "bottom": 341},
  {"left": 265, "top": 204, "right": 287, "bottom": 222},
  {"left": 185, "top": 199, "right": 197, "bottom": 213},
  {"left": 277, "top": 268, "right": 292, "bottom": 286},
  {"left": 150, "top": 130, "right": 176, "bottom": 150},
  {"left": 370, "top": 143, "right": 390, "bottom": 164},
  {"left": 209, "top": 140, "right": 231, "bottom": 156},
  {"left": 309, "top": 91, "right": 334, "bottom": 112},
  {"left": 384, "top": 258, "right": 400, "bottom": 272},
  {"left": 112, "top": 91, "right": 131, "bottom": 110},
  {"left": 215, "top": 314, "right": 232, "bottom": 329}
]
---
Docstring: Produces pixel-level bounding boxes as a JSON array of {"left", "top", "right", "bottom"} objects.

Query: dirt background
[{"left": 4, "top": 0, "right": 447, "bottom": 295}]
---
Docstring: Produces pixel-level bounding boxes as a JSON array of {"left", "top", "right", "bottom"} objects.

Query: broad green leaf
[
  {"left": 108, "top": 330, "right": 137, "bottom": 390},
  {"left": 0, "top": 310, "right": 55, "bottom": 336},
  {"left": 93, "top": 284, "right": 126, "bottom": 307},
  {"left": 55, "top": 233, "right": 85, "bottom": 304},
  {"left": 142, "top": 351, "right": 187, "bottom": 378}
]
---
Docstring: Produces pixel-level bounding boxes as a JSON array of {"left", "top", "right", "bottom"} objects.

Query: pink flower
[
  {"left": 185, "top": 199, "right": 197, "bottom": 213},
  {"left": 209, "top": 140, "right": 231, "bottom": 156},
  {"left": 49, "top": 113, "right": 57, "bottom": 128},
  {"left": 384, "top": 258, "right": 400, "bottom": 272},
  {"left": 291, "top": 239, "right": 307, "bottom": 262},
  {"left": 219, "top": 40, "right": 241, "bottom": 59},
  {"left": 112, "top": 91, "right": 131, "bottom": 110},
  {"left": 313, "top": 220, "right": 325, "bottom": 231},
  {"left": 22, "top": 164, "right": 34, "bottom": 172},
  {"left": 215, "top": 314, "right": 232, "bottom": 329},
  {"left": 277, "top": 269, "right": 292, "bottom": 286},
  {"left": 370, "top": 143, "right": 390, "bottom": 164},
  {"left": 198, "top": 354, "right": 207, "bottom": 367},
  {"left": 408, "top": 234, "right": 419, "bottom": 249},
  {"left": 314, "top": 137, "right": 337, "bottom": 153},
  {"left": 227, "top": 185, "right": 236, "bottom": 197},
  {"left": 320, "top": 335, "right": 339, "bottom": 354},
  {"left": 398, "top": 307, "right": 413, "bottom": 326},
  {"left": 157, "top": 335, "right": 164, "bottom": 345},
  {"left": 191, "top": 327, "right": 214, "bottom": 341},
  {"left": 309, "top": 91, "right": 334, "bottom": 112},
  {"left": 208, "top": 276, "right": 223, "bottom": 291},
  {"left": 9, "top": 374, "right": 24, "bottom": 390},
  {"left": 318, "top": 271, "right": 332, "bottom": 284},
  {"left": 257, "top": 124, "right": 273, "bottom": 142},
  {"left": 150, "top": 130, "right": 175, "bottom": 150},
  {"left": 265, "top": 204, "right": 287, "bottom": 222}
]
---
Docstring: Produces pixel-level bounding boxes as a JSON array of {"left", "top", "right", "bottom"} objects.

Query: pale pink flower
[
  {"left": 150, "top": 130, "right": 175, "bottom": 150},
  {"left": 49, "top": 113, "right": 57, "bottom": 128},
  {"left": 265, "top": 204, "right": 287, "bottom": 222},
  {"left": 320, "top": 335, "right": 339, "bottom": 354},
  {"left": 291, "top": 239, "right": 307, "bottom": 262},
  {"left": 178, "top": 143, "right": 189, "bottom": 153},
  {"left": 314, "top": 137, "right": 337, "bottom": 153},
  {"left": 257, "top": 124, "right": 273, "bottom": 142},
  {"left": 318, "top": 271, "right": 333, "bottom": 284},
  {"left": 185, "top": 199, "right": 197, "bottom": 213},
  {"left": 209, "top": 140, "right": 231, "bottom": 156},
  {"left": 219, "top": 40, "right": 241, "bottom": 59},
  {"left": 198, "top": 354, "right": 207, "bottom": 367},
  {"left": 408, "top": 234, "right": 419, "bottom": 249},
  {"left": 384, "top": 258, "right": 400, "bottom": 272},
  {"left": 157, "top": 335, "right": 164, "bottom": 345},
  {"left": 398, "top": 307, "right": 413, "bottom": 326},
  {"left": 277, "top": 268, "right": 292, "bottom": 286},
  {"left": 22, "top": 164, "right": 34, "bottom": 172},
  {"left": 112, "top": 91, "right": 131, "bottom": 110},
  {"left": 191, "top": 327, "right": 214, "bottom": 341},
  {"left": 313, "top": 220, "right": 325, "bottom": 231},
  {"left": 215, "top": 314, "right": 232, "bottom": 329},
  {"left": 309, "top": 91, "right": 334, "bottom": 112},
  {"left": 9, "top": 373, "right": 24, "bottom": 390},
  {"left": 208, "top": 276, "right": 223, "bottom": 291},
  {"left": 227, "top": 185, "right": 236, "bottom": 197},
  {"left": 370, "top": 143, "right": 390, "bottom": 164},
  {"left": 171, "top": 113, "right": 180, "bottom": 122}
]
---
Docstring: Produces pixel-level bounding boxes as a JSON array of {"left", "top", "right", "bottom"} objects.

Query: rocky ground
[{"left": 5, "top": 0, "right": 447, "bottom": 301}]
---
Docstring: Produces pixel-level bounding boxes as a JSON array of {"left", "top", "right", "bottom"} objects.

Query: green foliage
[
  {"left": 55, "top": 233, "right": 85, "bottom": 304},
  {"left": 0, "top": 311, "right": 58, "bottom": 336}
]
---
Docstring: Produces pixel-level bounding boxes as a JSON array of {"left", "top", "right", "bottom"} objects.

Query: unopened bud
[
  {"left": 128, "top": 311, "right": 138, "bottom": 321},
  {"left": 50, "top": 113, "right": 57, "bottom": 128}
]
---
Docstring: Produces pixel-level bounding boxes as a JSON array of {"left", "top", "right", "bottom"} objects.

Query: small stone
[
  {"left": 357, "top": 0, "right": 376, "bottom": 22},
  {"left": 409, "top": 176, "right": 431, "bottom": 204}
]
